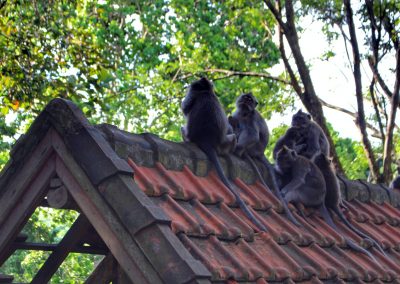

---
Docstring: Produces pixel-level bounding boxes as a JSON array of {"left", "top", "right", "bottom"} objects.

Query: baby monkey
[
  {"left": 229, "top": 93, "right": 300, "bottom": 226},
  {"left": 181, "top": 78, "right": 267, "bottom": 232},
  {"left": 273, "top": 110, "right": 329, "bottom": 161},
  {"left": 276, "top": 146, "right": 380, "bottom": 263}
]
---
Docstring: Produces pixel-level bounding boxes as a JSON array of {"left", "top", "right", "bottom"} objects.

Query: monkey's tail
[
  {"left": 332, "top": 207, "right": 387, "bottom": 257},
  {"left": 198, "top": 143, "right": 268, "bottom": 232},
  {"left": 248, "top": 154, "right": 301, "bottom": 227},
  {"left": 320, "top": 205, "right": 381, "bottom": 266}
]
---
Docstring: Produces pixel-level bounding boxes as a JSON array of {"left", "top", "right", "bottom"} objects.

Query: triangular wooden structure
[{"left": 0, "top": 99, "right": 210, "bottom": 283}]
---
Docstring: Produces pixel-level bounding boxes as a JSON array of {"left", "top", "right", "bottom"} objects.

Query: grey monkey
[{"left": 181, "top": 78, "right": 267, "bottom": 232}]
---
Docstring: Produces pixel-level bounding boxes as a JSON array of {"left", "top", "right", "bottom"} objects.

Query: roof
[{"left": 1, "top": 98, "right": 400, "bottom": 283}]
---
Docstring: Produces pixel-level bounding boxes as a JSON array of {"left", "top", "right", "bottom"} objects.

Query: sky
[{"left": 268, "top": 15, "right": 398, "bottom": 142}]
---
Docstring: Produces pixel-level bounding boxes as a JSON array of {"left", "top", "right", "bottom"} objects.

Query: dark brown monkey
[
  {"left": 181, "top": 78, "right": 267, "bottom": 232},
  {"left": 273, "top": 110, "right": 329, "bottom": 161},
  {"left": 229, "top": 93, "right": 300, "bottom": 226},
  {"left": 275, "top": 146, "right": 379, "bottom": 263},
  {"left": 314, "top": 153, "right": 387, "bottom": 256}
]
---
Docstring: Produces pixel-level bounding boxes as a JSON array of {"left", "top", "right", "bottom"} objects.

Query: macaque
[
  {"left": 229, "top": 93, "right": 300, "bottom": 226},
  {"left": 273, "top": 110, "right": 329, "bottom": 161},
  {"left": 181, "top": 78, "right": 267, "bottom": 232},
  {"left": 275, "top": 146, "right": 379, "bottom": 263}
]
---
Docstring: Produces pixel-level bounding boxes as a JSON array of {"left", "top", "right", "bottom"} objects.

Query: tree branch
[
  {"left": 344, "top": 0, "right": 380, "bottom": 181},
  {"left": 319, "top": 98, "right": 382, "bottom": 139},
  {"left": 203, "top": 68, "right": 291, "bottom": 84},
  {"left": 263, "top": 0, "right": 287, "bottom": 32},
  {"left": 369, "top": 80, "right": 385, "bottom": 142}
]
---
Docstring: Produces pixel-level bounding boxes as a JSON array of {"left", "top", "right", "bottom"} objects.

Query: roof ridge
[{"left": 96, "top": 123, "right": 400, "bottom": 208}]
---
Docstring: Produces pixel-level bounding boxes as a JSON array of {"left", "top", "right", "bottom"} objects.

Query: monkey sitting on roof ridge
[
  {"left": 229, "top": 92, "right": 300, "bottom": 227},
  {"left": 181, "top": 77, "right": 267, "bottom": 232}
]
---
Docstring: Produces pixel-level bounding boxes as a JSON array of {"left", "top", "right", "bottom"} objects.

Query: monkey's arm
[
  {"left": 304, "top": 127, "right": 321, "bottom": 158},
  {"left": 181, "top": 94, "right": 195, "bottom": 115},
  {"left": 228, "top": 116, "right": 239, "bottom": 131},
  {"left": 280, "top": 165, "right": 310, "bottom": 196}
]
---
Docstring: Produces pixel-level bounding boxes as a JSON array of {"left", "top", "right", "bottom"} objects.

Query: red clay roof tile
[{"left": 127, "top": 157, "right": 400, "bottom": 283}]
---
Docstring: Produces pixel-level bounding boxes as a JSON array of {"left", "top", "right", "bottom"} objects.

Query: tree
[{"left": 265, "top": 0, "right": 400, "bottom": 183}]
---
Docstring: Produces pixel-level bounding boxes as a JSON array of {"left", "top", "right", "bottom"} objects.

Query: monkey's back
[
  {"left": 391, "top": 176, "right": 400, "bottom": 190},
  {"left": 314, "top": 154, "right": 340, "bottom": 208},
  {"left": 300, "top": 157, "right": 326, "bottom": 206},
  {"left": 186, "top": 96, "right": 228, "bottom": 147}
]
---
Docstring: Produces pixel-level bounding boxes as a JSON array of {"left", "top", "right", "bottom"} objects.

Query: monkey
[
  {"left": 391, "top": 176, "right": 400, "bottom": 190},
  {"left": 181, "top": 78, "right": 267, "bottom": 232},
  {"left": 390, "top": 166, "right": 400, "bottom": 190},
  {"left": 273, "top": 110, "right": 329, "bottom": 161},
  {"left": 228, "top": 92, "right": 301, "bottom": 227},
  {"left": 314, "top": 153, "right": 387, "bottom": 256},
  {"left": 273, "top": 126, "right": 307, "bottom": 160},
  {"left": 275, "top": 146, "right": 379, "bottom": 263}
]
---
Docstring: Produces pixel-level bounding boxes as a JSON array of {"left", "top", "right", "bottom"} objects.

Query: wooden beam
[
  {"left": 31, "top": 215, "right": 91, "bottom": 284},
  {"left": 12, "top": 242, "right": 108, "bottom": 255},
  {"left": 53, "top": 134, "right": 160, "bottom": 284},
  {"left": 0, "top": 156, "right": 56, "bottom": 266},
  {"left": 0, "top": 274, "right": 13, "bottom": 283},
  {"left": 0, "top": 130, "right": 54, "bottom": 226},
  {"left": 85, "top": 254, "right": 116, "bottom": 284}
]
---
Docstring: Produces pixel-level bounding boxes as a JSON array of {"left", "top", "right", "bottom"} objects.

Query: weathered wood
[
  {"left": 12, "top": 242, "right": 108, "bottom": 255},
  {"left": 15, "top": 233, "right": 28, "bottom": 242},
  {"left": 0, "top": 274, "right": 13, "bottom": 283},
  {"left": 52, "top": 130, "right": 162, "bottom": 284},
  {"left": 46, "top": 186, "right": 69, "bottom": 208},
  {"left": 0, "top": 156, "right": 56, "bottom": 266},
  {"left": 115, "top": 265, "right": 133, "bottom": 284},
  {"left": 0, "top": 130, "right": 54, "bottom": 227},
  {"left": 31, "top": 215, "right": 91, "bottom": 284},
  {"left": 50, "top": 177, "right": 63, "bottom": 188},
  {"left": 85, "top": 254, "right": 117, "bottom": 284}
]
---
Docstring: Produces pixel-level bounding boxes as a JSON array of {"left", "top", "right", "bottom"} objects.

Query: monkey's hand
[
  {"left": 228, "top": 116, "right": 239, "bottom": 130},
  {"left": 294, "top": 143, "right": 307, "bottom": 153}
]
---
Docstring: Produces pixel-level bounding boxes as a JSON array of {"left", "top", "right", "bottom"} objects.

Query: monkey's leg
[
  {"left": 219, "top": 133, "right": 237, "bottom": 155},
  {"left": 235, "top": 131, "right": 257, "bottom": 157},
  {"left": 251, "top": 155, "right": 301, "bottom": 227},
  {"left": 181, "top": 126, "right": 190, "bottom": 142}
]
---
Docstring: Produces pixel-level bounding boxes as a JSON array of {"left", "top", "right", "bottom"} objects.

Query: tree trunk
[
  {"left": 265, "top": 0, "right": 344, "bottom": 174},
  {"left": 383, "top": 48, "right": 400, "bottom": 183},
  {"left": 343, "top": 0, "right": 381, "bottom": 182}
]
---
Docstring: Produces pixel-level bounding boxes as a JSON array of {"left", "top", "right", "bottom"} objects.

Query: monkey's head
[
  {"left": 291, "top": 110, "right": 311, "bottom": 128},
  {"left": 188, "top": 77, "right": 214, "bottom": 95},
  {"left": 236, "top": 92, "right": 258, "bottom": 112},
  {"left": 276, "top": 145, "right": 298, "bottom": 170}
]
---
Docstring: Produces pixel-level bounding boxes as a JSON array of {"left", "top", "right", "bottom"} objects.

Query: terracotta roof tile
[
  {"left": 75, "top": 122, "right": 400, "bottom": 283},
  {"left": 124, "top": 153, "right": 400, "bottom": 283}
]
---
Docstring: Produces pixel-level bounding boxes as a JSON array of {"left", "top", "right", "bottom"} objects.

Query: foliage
[
  {"left": 0, "top": 208, "right": 100, "bottom": 282},
  {"left": 1, "top": 0, "right": 394, "bottom": 281}
]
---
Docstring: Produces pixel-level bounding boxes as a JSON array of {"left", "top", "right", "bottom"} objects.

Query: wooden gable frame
[{"left": 0, "top": 99, "right": 211, "bottom": 283}]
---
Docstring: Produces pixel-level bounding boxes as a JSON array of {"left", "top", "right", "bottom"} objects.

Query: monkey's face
[
  {"left": 291, "top": 110, "right": 311, "bottom": 128},
  {"left": 276, "top": 146, "right": 297, "bottom": 170},
  {"left": 237, "top": 93, "right": 258, "bottom": 111}
]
